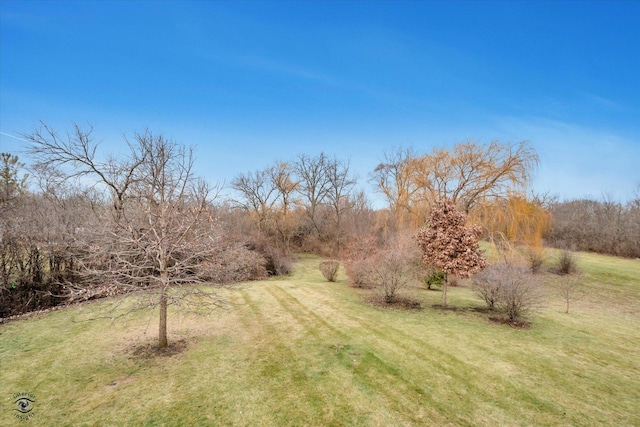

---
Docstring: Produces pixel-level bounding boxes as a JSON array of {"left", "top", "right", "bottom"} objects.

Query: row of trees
[
  {"left": 1, "top": 125, "right": 279, "bottom": 347},
  {"left": 230, "top": 153, "right": 373, "bottom": 256},
  {"left": 2, "top": 123, "right": 636, "bottom": 344},
  {"left": 546, "top": 195, "right": 640, "bottom": 258}
]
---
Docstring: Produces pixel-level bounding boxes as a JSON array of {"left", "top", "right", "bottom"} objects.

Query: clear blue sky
[{"left": 1, "top": 0, "right": 638, "bottom": 204}]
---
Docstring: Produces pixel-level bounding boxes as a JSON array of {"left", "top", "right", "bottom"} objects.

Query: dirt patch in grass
[
  {"left": 488, "top": 316, "right": 532, "bottom": 329},
  {"left": 126, "top": 338, "right": 189, "bottom": 359},
  {"left": 105, "top": 375, "right": 135, "bottom": 390},
  {"left": 366, "top": 295, "right": 422, "bottom": 310}
]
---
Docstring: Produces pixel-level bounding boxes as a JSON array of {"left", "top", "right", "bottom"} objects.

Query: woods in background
[{"left": 2, "top": 126, "right": 638, "bottom": 324}]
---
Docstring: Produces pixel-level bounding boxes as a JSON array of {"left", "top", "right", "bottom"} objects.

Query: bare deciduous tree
[
  {"left": 557, "top": 276, "right": 583, "bottom": 314},
  {"left": 325, "top": 156, "right": 356, "bottom": 254},
  {"left": 25, "top": 124, "right": 227, "bottom": 348},
  {"left": 231, "top": 166, "right": 280, "bottom": 233},
  {"left": 293, "top": 152, "right": 332, "bottom": 236}
]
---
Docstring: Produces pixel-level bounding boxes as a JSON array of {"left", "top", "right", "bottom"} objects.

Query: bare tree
[
  {"left": 230, "top": 165, "right": 280, "bottom": 233},
  {"left": 269, "top": 162, "right": 299, "bottom": 253},
  {"left": 293, "top": 152, "right": 331, "bottom": 236},
  {"left": 325, "top": 156, "right": 356, "bottom": 254},
  {"left": 557, "top": 276, "right": 583, "bottom": 314},
  {"left": 25, "top": 124, "right": 226, "bottom": 348},
  {"left": 371, "top": 147, "right": 421, "bottom": 229},
  {"left": 416, "top": 199, "right": 488, "bottom": 307}
]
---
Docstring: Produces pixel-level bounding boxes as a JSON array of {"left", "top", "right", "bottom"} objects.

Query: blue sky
[{"left": 1, "top": 0, "right": 638, "bottom": 205}]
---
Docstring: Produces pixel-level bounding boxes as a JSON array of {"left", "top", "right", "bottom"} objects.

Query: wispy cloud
[{"left": 491, "top": 115, "right": 639, "bottom": 201}]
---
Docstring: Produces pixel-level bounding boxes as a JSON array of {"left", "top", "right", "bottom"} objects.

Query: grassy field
[{"left": 1, "top": 250, "right": 639, "bottom": 426}]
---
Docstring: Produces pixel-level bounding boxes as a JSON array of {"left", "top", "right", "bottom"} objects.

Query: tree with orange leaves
[{"left": 416, "top": 199, "right": 488, "bottom": 307}]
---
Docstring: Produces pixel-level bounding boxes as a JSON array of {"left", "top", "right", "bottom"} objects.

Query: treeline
[
  {"left": 546, "top": 196, "right": 640, "bottom": 258},
  {"left": 2, "top": 125, "right": 638, "bottom": 321}
]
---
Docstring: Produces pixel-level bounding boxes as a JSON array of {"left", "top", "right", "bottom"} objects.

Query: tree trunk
[
  {"left": 159, "top": 287, "right": 168, "bottom": 348},
  {"left": 442, "top": 278, "right": 448, "bottom": 307}
]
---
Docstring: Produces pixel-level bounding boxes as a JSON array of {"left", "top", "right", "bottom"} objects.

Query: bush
[
  {"left": 246, "top": 238, "right": 293, "bottom": 276},
  {"left": 343, "top": 233, "right": 418, "bottom": 302},
  {"left": 319, "top": 260, "right": 340, "bottom": 282},
  {"left": 473, "top": 262, "right": 544, "bottom": 322},
  {"left": 555, "top": 249, "right": 579, "bottom": 275},
  {"left": 496, "top": 263, "right": 543, "bottom": 322},
  {"left": 472, "top": 266, "right": 503, "bottom": 310},
  {"left": 201, "top": 245, "right": 268, "bottom": 284},
  {"left": 525, "top": 247, "right": 547, "bottom": 274},
  {"left": 423, "top": 269, "right": 446, "bottom": 290},
  {"left": 343, "top": 258, "right": 374, "bottom": 288},
  {"left": 371, "top": 248, "right": 414, "bottom": 303}
]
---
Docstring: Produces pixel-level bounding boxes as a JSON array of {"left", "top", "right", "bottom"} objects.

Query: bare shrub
[
  {"left": 344, "top": 258, "right": 374, "bottom": 288},
  {"left": 201, "top": 244, "right": 268, "bottom": 284},
  {"left": 246, "top": 237, "right": 293, "bottom": 276},
  {"left": 525, "top": 246, "right": 547, "bottom": 274},
  {"left": 319, "top": 260, "right": 340, "bottom": 282},
  {"left": 495, "top": 263, "right": 543, "bottom": 322},
  {"left": 370, "top": 248, "right": 414, "bottom": 303},
  {"left": 341, "top": 234, "right": 379, "bottom": 288},
  {"left": 473, "top": 262, "right": 544, "bottom": 322},
  {"left": 555, "top": 249, "right": 579, "bottom": 275},
  {"left": 369, "top": 235, "right": 419, "bottom": 303},
  {"left": 472, "top": 266, "right": 504, "bottom": 310},
  {"left": 265, "top": 246, "right": 293, "bottom": 276}
]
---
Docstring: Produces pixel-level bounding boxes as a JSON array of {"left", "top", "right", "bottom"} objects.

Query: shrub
[
  {"left": 371, "top": 248, "right": 414, "bottom": 303},
  {"left": 423, "top": 269, "right": 446, "bottom": 290},
  {"left": 473, "top": 262, "right": 544, "bottom": 322},
  {"left": 370, "top": 235, "right": 419, "bottom": 303},
  {"left": 472, "top": 266, "right": 503, "bottom": 310},
  {"left": 343, "top": 233, "right": 417, "bottom": 302},
  {"left": 525, "top": 246, "right": 547, "bottom": 274},
  {"left": 555, "top": 249, "right": 579, "bottom": 275},
  {"left": 341, "top": 234, "right": 380, "bottom": 288},
  {"left": 496, "top": 263, "right": 543, "bottom": 322},
  {"left": 344, "top": 258, "right": 374, "bottom": 287},
  {"left": 319, "top": 260, "right": 340, "bottom": 282},
  {"left": 201, "top": 244, "right": 268, "bottom": 284},
  {"left": 246, "top": 237, "right": 293, "bottom": 276}
]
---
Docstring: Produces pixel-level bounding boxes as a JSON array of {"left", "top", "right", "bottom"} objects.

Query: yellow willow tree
[
  {"left": 372, "top": 141, "right": 538, "bottom": 230},
  {"left": 472, "top": 195, "right": 552, "bottom": 248}
]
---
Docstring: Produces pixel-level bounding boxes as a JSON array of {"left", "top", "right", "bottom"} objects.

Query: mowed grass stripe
[
  {"left": 264, "top": 280, "right": 522, "bottom": 424},
  {"left": 1, "top": 252, "right": 638, "bottom": 426},
  {"left": 278, "top": 271, "right": 628, "bottom": 425},
  {"left": 266, "top": 284, "right": 458, "bottom": 424},
  {"left": 235, "top": 287, "right": 393, "bottom": 426}
]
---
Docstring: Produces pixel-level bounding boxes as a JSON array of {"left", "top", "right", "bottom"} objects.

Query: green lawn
[{"left": 1, "top": 251, "right": 639, "bottom": 426}]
